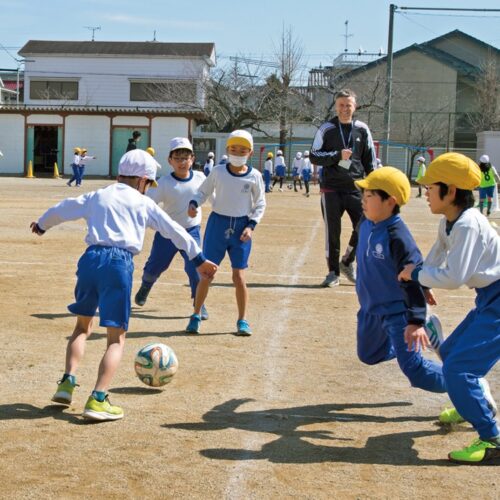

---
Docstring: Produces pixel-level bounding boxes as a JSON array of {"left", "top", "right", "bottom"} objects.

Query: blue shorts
[
  {"left": 275, "top": 165, "right": 286, "bottom": 177},
  {"left": 203, "top": 212, "right": 252, "bottom": 269},
  {"left": 479, "top": 186, "right": 495, "bottom": 199},
  {"left": 68, "top": 245, "right": 134, "bottom": 330}
]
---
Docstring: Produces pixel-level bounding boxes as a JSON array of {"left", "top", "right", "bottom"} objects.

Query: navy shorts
[
  {"left": 203, "top": 212, "right": 252, "bottom": 269},
  {"left": 68, "top": 245, "right": 134, "bottom": 330},
  {"left": 479, "top": 186, "right": 495, "bottom": 199}
]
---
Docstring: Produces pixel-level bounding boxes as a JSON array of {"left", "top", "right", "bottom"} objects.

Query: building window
[
  {"left": 30, "top": 80, "right": 78, "bottom": 100},
  {"left": 130, "top": 81, "right": 197, "bottom": 105}
]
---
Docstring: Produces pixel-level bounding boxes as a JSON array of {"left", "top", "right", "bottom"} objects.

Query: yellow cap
[
  {"left": 267, "top": 152, "right": 274, "bottom": 158},
  {"left": 418, "top": 152, "right": 480, "bottom": 190},
  {"left": 355, "top": 166, "right": 411, "bottom": 206},
  {"left": 81, "top": 148, "right": 87, "bottom": 153},
  {"left": 146, "top": 147, "right": 155, "bottom": 157},
  {"left": 226, "top": 129, "right": 253, "bottom": 150},
  {"left": 73, "top": 147, "right": 82, "bottom": 154}
]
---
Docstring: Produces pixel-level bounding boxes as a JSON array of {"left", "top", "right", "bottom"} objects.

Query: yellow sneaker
[
  {"left": 51, "top": 378, "right": 77, "bottom": 406},
  {"left": 82, "top": 395, "right": 124, "bottom": 421},
  {"left": 439, "top": 407, "right": 465, "bottom": 424},
  {"left": 448, "top": 438, "right": 500, "bottom": 464}
]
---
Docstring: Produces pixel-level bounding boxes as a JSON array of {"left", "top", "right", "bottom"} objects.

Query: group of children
[
  {"left": 67, "top": 147, "right": 96, "bottom": 187},
  {"left": 264, "top": 150, "right": 314, "bottom": 196},
  {"left": 32, "top": 130, "right": 498, "bottom": 464}
]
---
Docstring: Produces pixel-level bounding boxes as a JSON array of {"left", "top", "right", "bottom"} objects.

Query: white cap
[
  {"left": 296, "top": 152, "right": 302, "bottom": 159},
  {"left": 277, "top": 150, "right": 283, "bottom": 155},
  {"left": 417, "top": 156, "right": 425, "bottom": 162},
  {"left": 170, "top": 137, "right": 193, "bottom": 152},
  {"left": 376, "top": 158, "right": 382, "bottom": 165},
  {"left": 118, "top": 149, "right": 159, "bottom": 187},
  {"left": 221, "top": 154, "right": 228, "bottom": 160},
  {"left": 480, "top": 154, "right": 490, "bottom": 163},
  {"left": 208, "top": 151, "right": 214, "bottom": 158},
  {"left": 226, "top": 129, "right": 254, "bottom": 150},
  {"left": 303, "top": 150, "right": 309, "bottom": 156}
]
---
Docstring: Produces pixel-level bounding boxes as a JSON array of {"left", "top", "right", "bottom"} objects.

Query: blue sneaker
[
  {"left": 236, "top": 319, "right": 252, "bottom": 336},
  {"left": 186, "top": 314, "right": 201, "bottom": 334},
  {"left": 201, "top": 304, "right": 209, "bottom": 321}
]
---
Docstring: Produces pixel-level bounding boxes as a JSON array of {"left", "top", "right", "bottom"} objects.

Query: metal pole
[
  {"left": 382, "top": 3, "right": 396, "bottom": 165},
  {"left": 16, "top": 66, "right": 20, "bottom": 105}
]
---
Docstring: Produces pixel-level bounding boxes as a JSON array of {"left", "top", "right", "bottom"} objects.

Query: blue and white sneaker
[
  {"left": 186, "top": 314, "right": 201, "bottom": 334},
  {"left": 236, "top": 319, "right": 252, "bottom": 336},
  {"left": 424, "top": 314, "right": 444, "bottom": 353},
  {"left": 201, "top": 304, "right": 209, "bottom": 321}
]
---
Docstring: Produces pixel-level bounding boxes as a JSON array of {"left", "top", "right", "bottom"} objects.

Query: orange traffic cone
[
  {"left": 53, "top": 162, "right": 61, "bottom": 179},
  {"left": 26, "top": 160, "right": 35, "bottom": 178}
]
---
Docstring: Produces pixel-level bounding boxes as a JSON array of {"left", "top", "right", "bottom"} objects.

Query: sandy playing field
[{"left": 0, "top": 177, "right": 498, "bottom": 499}]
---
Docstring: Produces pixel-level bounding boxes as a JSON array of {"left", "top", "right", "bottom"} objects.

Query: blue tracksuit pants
[
  {"left": 141, "top": 225, "right": 201, "bottom": 299},
  {"left": 440, "top": 279, "right": 500, "bottom": 440},
  {"left": 357, "top": 310, "right": 446, "bottom": 393},
  {"left": 264, "top": 170, "right": 271, "bottom": 192}
]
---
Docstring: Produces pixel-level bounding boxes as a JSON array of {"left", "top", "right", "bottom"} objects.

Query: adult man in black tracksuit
[{"left": 310, "top": 89, "right": 377, "bottom": 287}]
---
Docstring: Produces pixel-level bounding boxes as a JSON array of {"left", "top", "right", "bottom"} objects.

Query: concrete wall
[
  {"left": 151, "top": 116, "right": 190, "bottom": 174},
  {"left": 0, "top": 114, "right": 24, "bottom": 173},
  {"left": 477, "top": 131, "right": 500, "bottom": 167}
]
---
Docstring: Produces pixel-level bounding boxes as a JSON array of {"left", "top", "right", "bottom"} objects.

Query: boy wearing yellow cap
[
  {"left": 399, "top": 152, "right": 499, "bottom": 464},
  {"left": 187, "top": 130, "right": 266, "bottom": 335},
  {"left": 354, "top": 167, "right": 448, "bottom": 401}
]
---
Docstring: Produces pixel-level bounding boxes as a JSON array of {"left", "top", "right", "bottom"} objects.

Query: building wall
[
  {"left": 151, "top": 116, "right": 190, "bottom": 174},
  {"left": 0, "top": 114, "right": 25, "bottom": 173},
  {"left": 24, "top": 56, "right": 207, "bottom": 108}
]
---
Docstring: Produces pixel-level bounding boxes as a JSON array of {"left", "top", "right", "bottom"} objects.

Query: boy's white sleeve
[
  {"left": 423, "top": 221, "right": 447, "bottom": 268},
  {"left": 420, "top": 223, "right": 482, "bottom": 289},
  {"left": 192, "top": 171, "right": 216, "bottom": 206},
  {"left": 492, "top": 166, "right": 500, "bottom": 184},
  {"left": 249, "top": 174, "right": 266, "bottom": 224},
  {"left": 38, "top": 194, "right": 92, "bottom": 230},
  {"left": 146, "top": 183, "right": 164, "bottom": 206},
  {"left": 147, "top": 202, "right": 202, "bottom": 260}
]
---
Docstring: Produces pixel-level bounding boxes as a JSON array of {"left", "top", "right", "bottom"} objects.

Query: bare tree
[{"left": 467, "top": 54, "right": 500, "bottom": 132}]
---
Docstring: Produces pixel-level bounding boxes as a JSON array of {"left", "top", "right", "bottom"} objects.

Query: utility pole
[
  {"left": 382, "top": 4, "right": 396, "bottom": 165},
  {"left": 342, "top": 20, "right": 353, "bottom": 53}
]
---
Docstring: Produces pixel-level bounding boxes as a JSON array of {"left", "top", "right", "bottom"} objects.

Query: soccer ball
[
  {"left": 134, "top": 343, "right": 179, "bottom": 387},
  {"left": 287, "top": 183, "right": 293, "bottom": 190}
]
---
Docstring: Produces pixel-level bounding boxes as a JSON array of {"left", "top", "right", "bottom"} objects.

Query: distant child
[
  {"left": 135, "top": 137, "right": 209, "bottom": 321},
  {"left": 217, "top": 154, "right": 228, "bottom": 166},
  {"left": 77, "top": 148, "right": 96, "bottom": 187},
  {"left": 263, "top": 152, "right": 274, "bottom": 193},
  {"left": 291, "top": 152, "right": 303, "bottom": 192},
  {"left": 399, "top": 152, "right": 499, "bottom": 464},
  {"left": 353, "top": 167, "right": 447, "bottom": 408},
  {"left": 67, "top": 147, "right": 81, "bottom": 187},
  {"left": 186, "top": 130, "right": 266, "bottom": 335},
  {"left": 415, "top": 156, "right": 426, "bottom": 197},
  {"left": 478, "top": 154, "right": 500, "bottom": 216},
  {"left": 301, "top": 150, "right": 313, "bottom": 197},
  {"left": 31, "top": 149, "right": 217, "bottom": 422},
  {"left": 203, "top": 152, "right": 215, "bottom": 177},
  {"left": 272, "top": 150, "right": 286, "bottom": 191},
  {"left": 126, "top": 130, "right": 141, "bottom": 152}
]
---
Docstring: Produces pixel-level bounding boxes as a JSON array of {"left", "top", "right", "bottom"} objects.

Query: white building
[{"left": 0, "top": 40, "right": 215, "bottom": 176}]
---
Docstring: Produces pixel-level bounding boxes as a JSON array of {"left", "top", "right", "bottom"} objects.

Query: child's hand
[
  {"left": 197, "top": 260, "right": 218, "bottom": 280},
  {"left": 240, "top": 227, "right": 253, "bottom": 242},
  {"left": 404, "top": 324, "right": 430, "bottom": 352},
  {"left": 30, "top": 222, "right": 45, "bottom": 236},
  {"left": 424, "top": 288, "right": 437, "bottom": 305},
  {"left": 398, "top": 263, "right": 415, "bottom": 281},
  {"left": 187, "top": 203, "right": 198, "bottom": 218},
  {"left": 341, "top": 149, "right": 352, "bottom": 160}
]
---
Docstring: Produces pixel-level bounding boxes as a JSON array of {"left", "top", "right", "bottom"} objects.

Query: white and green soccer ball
[{"left": 134, "top": 342, "right": 178, "bottom": 387}]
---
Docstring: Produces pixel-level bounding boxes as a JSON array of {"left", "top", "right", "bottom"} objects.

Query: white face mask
[{"left": 228, "top": 154, "right": 248, "bottom": 167}]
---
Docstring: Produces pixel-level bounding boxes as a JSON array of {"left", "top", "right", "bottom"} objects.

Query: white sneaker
[
  {"left": 424, "top": 314, "right": 444, "bottom": 353},
  {"left": 321, "top": 271, "right": 340, "bottom": 287},
  {"left": 339, "top": 261, "right": 356, "bottom": 283}
]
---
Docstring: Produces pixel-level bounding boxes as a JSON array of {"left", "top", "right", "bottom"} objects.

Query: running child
[
  {"left": 291, "top": 152, "right": 303, "bottom": 192},
  {"left": 31, "top": 149, "right": 217, "bottom": 421},
  {"left": 399, "top": 152, "right": 499, "bottom": 464},
  {"left": 134, "top": 137, "right": 209, "bottom": 321},
  {"left": 67, "top": 147, "right": 81, "bottom": 187},
  {"left": 478, "top": 154, "right": 500, "bottom": 216},
  {"left": 186, "top": 129, "right": 266, "bottom": 335},
  {"left": 272, "top": 150, "right": 286, "bottom": 192},
  {"left": 77, "top": 148, "right": 96, "bottom": 187},
  {"left": 263, "top": 152, "right": 274, "bottom": 193}
]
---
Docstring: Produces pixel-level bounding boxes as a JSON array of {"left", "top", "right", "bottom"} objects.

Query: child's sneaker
[
  {"left": 236, "top": 319, "right": 252, "bottom": 336},
  {"left": 135, "top": 284, "right": 152, "bottom": 307},
  {"left": 424, "top": 314, "right": 444, "bottom": 353},
  {"left": 82, "top": 395, "right": 124, "bottom": 421},
  {"left": 339, "top": 261, "right": 356, "bottom": 283},
  {"left": 200, "top": 304, "right": 209, "bottom": 321},
  {"left": 186, "top": 314, "right": 201, "bottom": 334},
  {"left": 439, "top": 378, "right": 497, "bottom": 424},
  {"left": 51, "top": 378, "right": 77, "bottom": 405},
  {"left": 448, "top": 438, "right": 500, "bottom": 464}
]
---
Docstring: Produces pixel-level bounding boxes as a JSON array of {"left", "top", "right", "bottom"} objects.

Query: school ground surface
[{"left": 0, "top": 177, "right": 498, "bottom": 499}]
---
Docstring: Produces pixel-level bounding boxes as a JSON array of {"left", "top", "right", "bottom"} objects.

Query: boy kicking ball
[{"left": 399, "top": 152, "right": 499, "bottom": 464}]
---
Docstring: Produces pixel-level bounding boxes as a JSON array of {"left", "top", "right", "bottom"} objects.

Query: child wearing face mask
[{"left": 187, "top": 130, "right": 266, "bottom": 336}]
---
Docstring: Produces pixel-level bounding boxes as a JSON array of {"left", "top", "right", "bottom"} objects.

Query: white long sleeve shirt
[
  {"left": 37, "top": 183, "right": 202, "bottom": 258},
  {"left": 419, "top": 208, "right": 500, "bottom": 289},
  {"left": 72, "top": 154, "right": 81, "bottom": 166},
  {"left": 147, "top": 170, "right": 206, "bottom": 228},
  {"left": 192, "top": 164, "right": 266, "bottom": 224},
  {"left": 264, "top": 159, "right": 273, "bottom": 174}
]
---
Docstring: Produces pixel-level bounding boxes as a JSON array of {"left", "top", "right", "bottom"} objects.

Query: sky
[{"left": 1, "top": 0, "right": 499, "bottom": 83}]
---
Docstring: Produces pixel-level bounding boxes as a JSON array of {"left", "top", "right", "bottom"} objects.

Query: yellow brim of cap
[{"left": 226, "top": 137, "right": 253, "bottom": 149}]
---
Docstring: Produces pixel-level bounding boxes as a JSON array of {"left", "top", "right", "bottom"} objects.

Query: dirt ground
[{"left": 0, "top": 176, "right": 498, "bottom": 499}]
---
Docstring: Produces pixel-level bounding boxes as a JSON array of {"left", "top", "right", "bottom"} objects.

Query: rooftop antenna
[
  {"left": 342, "top": 20, "right": 353, "bottom": 53},
  {"left": 153, "top": 30, "right": 157, "bottom": 42},
  {"left": 84, "top": 26, "right": 101, "bottom": 41}
]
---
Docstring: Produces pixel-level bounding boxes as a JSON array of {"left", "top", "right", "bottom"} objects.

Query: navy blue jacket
[{"left": 356, "top": 215, "right": 426, "bottom": 325}]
